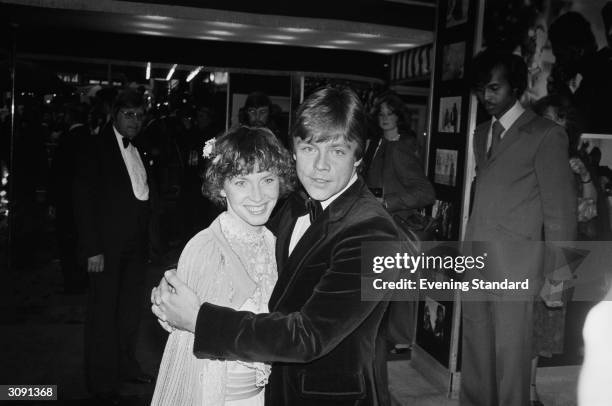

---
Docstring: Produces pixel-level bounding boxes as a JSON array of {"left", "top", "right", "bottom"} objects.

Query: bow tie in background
[
  {"left": 305, "top": 198, "right": 323, "bottom": 223},
  {"left": 122, "top": 137, "right": 132, "bottom": 148}
]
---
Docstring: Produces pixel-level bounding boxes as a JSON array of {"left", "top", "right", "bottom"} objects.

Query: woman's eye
[
  {"left": 334, "top": 149, "right": 346, "bottom": 156},
  {"left": 265, "top": 177, "right": 276, "bottom": 184},
  {"left": 234, "top": 180, "right": 245, "bottom": 187}
]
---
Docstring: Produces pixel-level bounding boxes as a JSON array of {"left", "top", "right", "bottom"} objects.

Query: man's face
[
  {"left": 475, "top": 67, "right": 517, "bottom": 119},
  {"left": 197, "top": 109, "right": 211, "bottom": 130},
  {"left": 114, "top": 107, "right": 145, "bottom": 140},
  {"left": 247, "top": 106, "right": 270, "bottom": 127},
  {"left": 293, "top": 136, "right": 361, "bottom": 201}
]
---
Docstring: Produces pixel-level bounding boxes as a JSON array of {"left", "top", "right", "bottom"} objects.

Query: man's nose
[{"left": 314, "top": 151, "right": 330, "bottom": 170}]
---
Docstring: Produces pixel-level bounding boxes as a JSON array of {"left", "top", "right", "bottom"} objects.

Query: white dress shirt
[
  {"left": 288, "top": 173, "right": 358, "bottom": 255},
  {"left": 486, "top": 101, "right": 525, "bottom": 151},
  {"left": 113, "top": 126, "right": 149, "bottom": 201}
]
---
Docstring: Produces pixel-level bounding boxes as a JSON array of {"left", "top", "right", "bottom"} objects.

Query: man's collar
[{"left": 494, "top": 101, "right": 525, "bottom": 131}]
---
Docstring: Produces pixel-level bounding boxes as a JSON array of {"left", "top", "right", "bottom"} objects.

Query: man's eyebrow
[{"left": 328, "top": 141, "right": 353, "bottom": 149}]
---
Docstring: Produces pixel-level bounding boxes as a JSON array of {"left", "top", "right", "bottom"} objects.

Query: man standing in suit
[
  {"left": 461, "top": 50, "right": 577, "bottom": 406},
  {"left": 74, "top": 89, "right": 153, "bottom": 403},
  {"left": 152, "top": 87, "right": 409, "bottom": 405}
]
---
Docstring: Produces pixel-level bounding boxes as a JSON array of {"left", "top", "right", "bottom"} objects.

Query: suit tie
[
  {"left": 305, "top": 198, "right": 323, "bottom": 223},
  {"left": 122, "top": 136, "right": 132, "bottom": 148},
  {"left": 487, "top": 121, "right": 504, "bottom": 159}
]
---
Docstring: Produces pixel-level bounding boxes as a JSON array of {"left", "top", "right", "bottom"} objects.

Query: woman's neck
[
  {"left": 225, "top": 210, "right": 264, "bottom": 234},
  {"left": 383, "top": 128, "right": 400, "bottom": 141}
]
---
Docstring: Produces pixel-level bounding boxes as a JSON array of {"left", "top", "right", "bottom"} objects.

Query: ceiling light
[
  {"left": 260, "top": 41, "right": 284, "bottom": 45},
  {"left": 390, "top": 43, "right": 416, "bottom": 48},
  {"left": 134, "top": 22, "right": 170, "bottom": 30},
  {"left": 279, "top": 27, "right": 315, "bottom": 33},
  {"left": 349, "top": 33, "right": 380, "bottom": 38},
  {"left": 138, "top": 30, "right": 164, "bottom": 36},
  {"left": 142, "top": 15, "right": 172, "bottom": 21},
  {"left": 373, "top": 49, "right": 393, "bottom": 54},
  {"left": 166, "top": 64, "right": 178, "bottom": 81},
  {"left": 330, "top": 40, "right": 358, "bottom": 45},
  {"left": 197, "top": 36, "right": 221, "bottom": 41},
  {"left": 209, "top": 21, "right": 248, "bottom": 28},
  {"left": 186, "top": 66, "right": 203, "bottom": 82},
  {"left": 146, "top": 62, "right": 151, "bottom": 80},
  {"left": 207, "top": 30, "right": 235, "bottom": 36},
  {"left": 318, "top": 45, "right": 339, "bottom": 49},
  {"left": 265, "top": 35, "right": 296, "bottom": 41}
]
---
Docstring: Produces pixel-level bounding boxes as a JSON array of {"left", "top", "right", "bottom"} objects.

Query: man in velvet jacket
[
  {"left": 74, "top": 89, "right": 154, "bottom": 402},
  {"left": 461, "top": 50, "right": 576, "bottom": 406},
  {"left": 152, "top": 87, "right": 409, "bottom": 405}
]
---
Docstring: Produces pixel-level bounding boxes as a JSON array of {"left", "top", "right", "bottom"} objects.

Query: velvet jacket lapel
[{"left": 268, "top": 178, "right": 366, "bottom": 311}]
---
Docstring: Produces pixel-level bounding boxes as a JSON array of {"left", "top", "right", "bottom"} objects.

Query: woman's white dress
[{"left": 151, "top": 212, "right": 277, "bottom": 406}]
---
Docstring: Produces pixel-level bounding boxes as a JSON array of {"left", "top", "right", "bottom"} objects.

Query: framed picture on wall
[
  {"left": 415, "top": 296, "right": 454, "bottom": 367},
  {"left": 432, "top": 199, "right": 456, "bottom": 240},
  {"left": 441, "top": 42, "right": 466, "bottom": 81},
  {"left": 434, "top": 149, "right": 458, "bottom": 187},
  {"left": 438, "top": 96, "right": 462, "bottom": 133}
]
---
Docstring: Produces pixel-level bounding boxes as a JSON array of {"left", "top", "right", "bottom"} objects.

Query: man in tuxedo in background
[
  {"left": 74, "top": 89, "right": 153, "bottom": 404},
  {"left": 461, "top": 50, "right": 576, "bottom": 406},
  {"left": 152, "top": 87, "right": 410, "bottom": 406}
]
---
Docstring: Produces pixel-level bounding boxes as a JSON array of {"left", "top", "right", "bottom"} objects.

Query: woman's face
[
  {"left": 221, "top": 167, "right": 280, "bottom": 229},
  {"left": 378, "top": 102, "right": 398, "bottom": 132}
]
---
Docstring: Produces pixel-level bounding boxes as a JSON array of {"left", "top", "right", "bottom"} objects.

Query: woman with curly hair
[{"left": 151, "top": 126, "right": 295, "bottom": 406}]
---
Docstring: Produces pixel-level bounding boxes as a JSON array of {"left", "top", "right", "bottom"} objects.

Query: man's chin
[{"left": 304, "top": 188, "right": 332, "bottom": 202}]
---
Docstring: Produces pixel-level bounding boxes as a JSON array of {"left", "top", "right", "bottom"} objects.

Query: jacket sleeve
[
  {"left": 385, "top": 143, "right": 435, "bottom": 211},
  {"left": 534, "top": 124, "right": 577, "bottom": 241},
  {"left": 73, "top": 132, "right": 103, "bottom": 258},
  {"left": 192, "top": 218, "right": 402, "bottom": 363}
]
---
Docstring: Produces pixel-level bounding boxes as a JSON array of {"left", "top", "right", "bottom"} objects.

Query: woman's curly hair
[{"left": 202, "top": 126, "right": 296, "bottom": 207}]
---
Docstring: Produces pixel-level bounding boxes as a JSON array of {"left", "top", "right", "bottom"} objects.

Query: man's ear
[{"left": 220, "top": 190, "right": 227, "bottom": 197}]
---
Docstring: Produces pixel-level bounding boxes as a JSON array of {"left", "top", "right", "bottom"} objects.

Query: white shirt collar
[
  {"left": 493, "top": 100, "right": 525, "bottom": 134},
  {"left": 112, "top": 125, "right": 124, "bottom": 143},
  {"left": 320, "top": 172, "right": 358, "bottom": 210}
]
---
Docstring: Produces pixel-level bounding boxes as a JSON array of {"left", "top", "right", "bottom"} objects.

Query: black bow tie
[
  {"left": 305, "top": 198, "right": 323, "bottom": 223},
  {"left": 122, "top": 137, "right": 132, "bottom": 148}
]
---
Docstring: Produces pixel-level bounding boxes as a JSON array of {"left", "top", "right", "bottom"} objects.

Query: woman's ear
[{"left": 220, "top": 189, "right": 227, "bottom": 197}]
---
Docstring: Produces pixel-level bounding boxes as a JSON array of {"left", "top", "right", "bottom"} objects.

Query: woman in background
[
  {"left": 366, "top": 91, "right": 435, "bottom": 354},
  {"left": 366, "top": 91, "right": 434, "bottom": 221}
]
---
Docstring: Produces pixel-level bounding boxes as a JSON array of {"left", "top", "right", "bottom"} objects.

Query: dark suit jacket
[
  {"left": 465, "top": 109, "right": 577, "bottom": 289},
  {"left": 73, "top": 124, "right": 152, "bottom": 259},
  {"left": 193, "top": 178, "right": 407, "bottom": 406},
  {"left": 366, "top": 134, "right": 435, "bottom": 218}
]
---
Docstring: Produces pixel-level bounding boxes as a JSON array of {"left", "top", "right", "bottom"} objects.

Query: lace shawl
[{"left": 151, "top": 214, "right": 276, "bottom": 406}]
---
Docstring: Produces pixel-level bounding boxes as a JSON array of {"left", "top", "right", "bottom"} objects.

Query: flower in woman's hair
[{"left": 202, "top": 138, "right": 216, "bottom": 159}]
